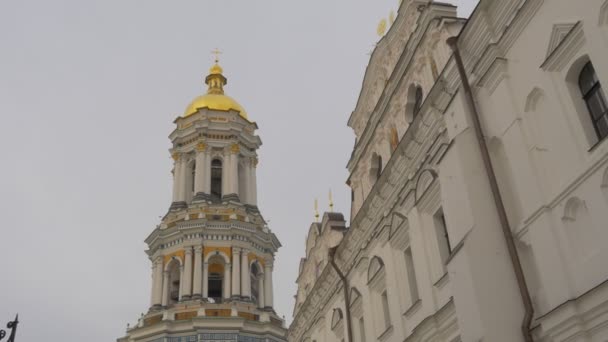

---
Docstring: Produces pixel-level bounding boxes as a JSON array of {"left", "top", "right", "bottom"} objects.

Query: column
[
  {"left": 177, "top": 157, "right": 188, "bottom": 202},
  {"left": 194, "top": 147, "right": 206, "bottom": 195},
  {"left": 250, "top": 158, "right": 258, "bottom": 206},
  {"left": 241, "top": 159, "right": 250, "bottom": 204},
  {"left": 150, "top": 262, "right": 156, "bottom": 306},
  {"left": 161, "top": 271, "right": 170, "bottom": 307},
  {"left": 258, "top": 276, "right": 265, "bottom": 309},
  {"left": 182, "top": 247, "right": 193, "bottom": 300},
  {"left": 264, "top": 260, "right": 273, "bottom": 309},
  {"left": 172, "top": 154, "right": 182, "bottom": 202},
  {"left": 202, "top": 262, "right": 209, "bottom": 298},
  {"left": 222, "top": 151, "right": 230, "bottom": 198},
  {"left": 203, "top": 151, "right": 212, "bottom": 194},
  {"left": 241, "top": 250, "right": 250, "bottom": 299},
  {"left": 178, "top": 265, "right": 184, "bottom": 301},
  {"left": 192, "top": 246, "right": 202, "bottom": 299},
  {"left": 223, "top": 263, "right": 232, "bottom": 300},
  {"left": 232, "top": 247, "right": 241, "bottom": 298},
  {"left": 152, "top": 257, "right": 164, "bottom": 307},
  {"left": 230, "top": 144, "right": 239, "bottom": 197}
]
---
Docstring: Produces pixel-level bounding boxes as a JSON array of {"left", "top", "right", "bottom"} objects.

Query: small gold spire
[
  {"left": 377, "top": 18, "right": 387, "bottom": 37},
  {"left": 329, "top": 189, "right": 334, "bottom": 212},
  {"left": 314, "top": 198, "right": 319, "bottom": 222},
  {"left": 211, "top": 48, "right": 222, "bottom": 63}
]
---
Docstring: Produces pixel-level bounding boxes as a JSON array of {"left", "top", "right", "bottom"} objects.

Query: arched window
[
  {"left": 370, "top": 153, "right": 383, "bottom": 183},
  {"left": 579, "top": 62, "right": 608, "bottom": 141},
  {"left": 207, "top": 255, "right": 225, "bottom": 302},
  {"left": 210, "top": 159, "right": 222, "bottom": 200},
  {"left": 250, "top": 263, "right": 262, "bottom": 306},
  {"left": 166, "top": 259, "right": 181, "bottom": 305},
  {"left": 413, "top": 86, "right": 424, "bottom": 118},
  {"left": 191, "top": 161, "right": 196, "bottom": 193}
]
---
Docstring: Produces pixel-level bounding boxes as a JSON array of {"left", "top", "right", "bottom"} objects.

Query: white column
[
  {"left": 222, "top": 152, "right": 230, "bottom": 197},
  {"left": 194, "top": 150, "right": 206, "bottom": 195},
  {"left": 230, "top": 144, "right": 239, "bottom": 197},
  {"left": 178, "top": 266, "right": 184, "bottom": 301},
  {"left": 224, "top": 263, "right": 232, "bottom": 300},
  {"left": 150, "top": 262, "right": 156, "bottom": 306},
  {"left": 202, "top": 262, "right": 209, "bottom": 298},
  {"left": 161, "top": 271, "right": 169, "bottom": 307},
  {"left": 258, "top": 276, "right": 265, "bottom": 309},
  {"left": 264, "top": 261, "right": 273, "bottom": 309},
  {"left": 182, "top": 247, "right": 193, "bottom": 300},
  {"left": 192, "top": 246, "right": 202, "bottom": 299},
  {"left": 203, "top": 151, "right": 211, "bottom": 194},
  {"left": 241, "top": 250, "right": 250, "bottom": 299},
  {"left": 152, "top": 257, "right": 164, "bottom": 306},
  {"left": 172, "top": 155, "right": 182, "bottom": 202},
  {"left": 232, "top": 247, "right": 241, "bottom": 298},
  {"left": 177, "top": 157, "right": 188, "bottom": 202},
  {"left": 241, "top": 160, "right": 250, "bottom": 204},
  {"left": 251, "top": 158, "right": 258, "bottom": 205}
]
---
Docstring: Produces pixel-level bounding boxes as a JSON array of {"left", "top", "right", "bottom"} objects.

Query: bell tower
[{"left": 118, "top": 58, "right": 286, "bottom": 342}]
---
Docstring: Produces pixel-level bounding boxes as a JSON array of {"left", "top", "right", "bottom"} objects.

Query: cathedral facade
[
  {"left": 289, "top": 0, "right": 608, "bottom": 341},
  {"left": 118, "top": 61, "right": 287, "bottom": 342}
]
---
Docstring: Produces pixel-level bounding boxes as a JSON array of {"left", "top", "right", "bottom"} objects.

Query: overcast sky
[{"left": 0, "top": 1, "right": 476, "bottom": 341}]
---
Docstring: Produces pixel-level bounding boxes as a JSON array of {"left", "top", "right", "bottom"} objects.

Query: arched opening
[
  {"left": 166, "top": 259, "right": 181, "bottom": 305},
  {"left": 210, "top": 159, "right": 223, "bottom": 200},
  {"left": 369, "top": 153, "right": 382, "bottom": 184},
  {"left": 250, "top": 262, "right": 262, "bottom": 306},
  {"left": 578, "top": 61, "right": 608, "bottom": 141},
  {"left": 190, "top": 161, "right": 196, "bottom": 199},
  {"left": 207, "top": 255, "right": 225, "bottom": 302},
  {"left": 405, "top": 84, "right": 424, "bottom": 123}
]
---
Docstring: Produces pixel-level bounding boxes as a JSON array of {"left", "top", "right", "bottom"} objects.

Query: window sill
[
  {"left": 433, "top": 271, "right": 449, "bottom": 289},
  {"left": 403, "top": 299, "right": 422, "bottom": 318},
  {"left": 377, "top": 325, "right": 394, "bottom": 342}
]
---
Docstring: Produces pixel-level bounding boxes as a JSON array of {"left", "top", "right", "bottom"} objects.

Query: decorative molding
[
  {"left": 599, "top": 0, "right": 608, "bottom": 26},
  {"left": 476, "top": 57, "right": 508, "bottom": 96},
  {"left": 541, "top": 21, "right": 585, "bottom": 72},
  {"left": 546, "top": 23, "right": 578, "bottom": 58}
]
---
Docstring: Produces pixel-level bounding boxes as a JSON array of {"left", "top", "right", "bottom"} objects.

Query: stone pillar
[
  {"left": 222, "top": 151, "right": 230, "bottom": 198},
  {"left": 264, "top": 260, "right": 273, "bottom": 309},
  {"left": 224, "top": 263, "right": 232, "bottom": 300},
  {"left": 202, "top": 262, "right": 209, "bottom": 299},
  {"left": 178, "top": 266, "right": 184, "bottom": 301},
  {"left": 192, "top": 246, "right": 202, "bottom": 299},
  {"left": 178, "top": 157, "right": 188, "bottom": 202},
  {"left": 161, "top": 271, "right": 169, "bottom": 307},
  {"left": 152, "top": 257, "right": 164, "bottom": 307},
  {"left": 203, "top": 151, "right": 211, "bottom": 194},
  {"left": 230, "top": 143, "right": 239, "bottom": 198},
  {"left": 231, "top": 247, "right": 241, "bottom": 299},
  {"left": 172, "top": 156, "right": 181, "bottom": 202},
  {"left": 258, "top": 276, "right": 265, "bottom": 309},
  {"left": 241, "top": 250, "right": 250, "bottom": 299},
  {"left": 241, "top": 159, "right": 250, "bottom": 204},
  {"left": 194, "top": 144, "right": 207, "bottom": 198},
  {"left": 250, "top": 158, "right": 258, "bottom": 206},
  {"left": 182, "top": 247, "right": 193, "bottom": 300}
]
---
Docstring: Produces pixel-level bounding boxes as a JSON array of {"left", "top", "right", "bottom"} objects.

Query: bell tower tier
[{"left": 117, "top": 60, "right": 287, "bottom": 342}]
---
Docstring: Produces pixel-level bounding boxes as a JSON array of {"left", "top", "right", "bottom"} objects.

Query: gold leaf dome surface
[{"left": 183, "top": 62, "right": 248, "bottom": 119}]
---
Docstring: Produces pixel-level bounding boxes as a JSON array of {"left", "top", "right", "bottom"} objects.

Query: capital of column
[
  {"left": 171, "top": 152, "right": 181, "bottom": 161},
  {"left": 184, "top": 246, "right": 193, "bottom": 255},
  {"left": 230, "top": 143, "right": 240, "bottom": 154},
  {"left": 196, "top": 141, "right": 207, "bottom": 152},
  {"left": 232, "top": 247, "right": 242, "bottom": 253},
  {"left": 194, "top": 245, "right": 203, "bottom": 254}
]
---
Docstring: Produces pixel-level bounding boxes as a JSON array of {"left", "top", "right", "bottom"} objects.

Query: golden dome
[
  {"left": 183, "top": 61, "right": 248, "bottom": 119},
  {"left": 184, "top": 93, "right": 248, "bottom": 119}
]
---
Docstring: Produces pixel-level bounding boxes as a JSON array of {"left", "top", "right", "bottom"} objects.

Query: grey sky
[{"left": 0, "top": 1, "right": 477, "bottom": 341}]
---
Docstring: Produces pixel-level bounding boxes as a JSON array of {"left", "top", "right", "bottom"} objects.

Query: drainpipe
[
  {"left": 446, "top": 37, "right": 534, "bottom": 342},
  {"left": 329, "top": 246, "right": 354, "bottom": 342}
]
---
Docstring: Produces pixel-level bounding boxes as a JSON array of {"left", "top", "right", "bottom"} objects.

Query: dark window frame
[{"left": 579, "top": 62, "right": 608, "bottom": 141}]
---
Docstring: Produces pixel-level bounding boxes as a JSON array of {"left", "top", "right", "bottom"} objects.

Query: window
[
  {"left": 381, "top": 291, "right": 391, "bottom": 329},
  {"left": 191, "top": 161, "right": 196, "bottom": 193},
  {"left": 434, "top": 208, "right": 451, "bottom": 267},
  {"left": 404, "top": 247, "right": 419, "bottom": 303},
  {"left": 358, "top": 317, "right": 366, "bottom": 342},
  {"left": 579, "top": 62, "right": 608, "bottom": 141},
  {"left": 210, "top": 159, "right": 222, "bottom": 199},
  {"left": 369, "top": 153, "right": 383, "bottom": 183},
  {"left": 251, "top": 263, "right": 261, "bottom": 306}
]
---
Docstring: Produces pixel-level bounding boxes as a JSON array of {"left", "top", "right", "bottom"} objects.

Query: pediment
[{"left": 546, "top": 23, "right": 577, "bottom": 58}]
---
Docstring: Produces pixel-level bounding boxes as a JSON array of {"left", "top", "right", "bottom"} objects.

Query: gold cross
[{"left": 211, "top": 48, "right": 222, "bottom": 63}]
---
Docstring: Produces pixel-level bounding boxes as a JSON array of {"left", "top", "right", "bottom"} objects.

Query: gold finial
[
  {"left": 329, "top": 189, "right": 334, "bottom": 212},
  {"left": 211, "top": 48, "right": 222, "bottom": 63},
  {"left": 377, "top": 18, "right": 387, "bottom": 37},
  {"left": 389, "top": 10, "right": 396, "bottom": 24},
  {"left": 314, "top": 198, "right": 319, "bottom": 222}
]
